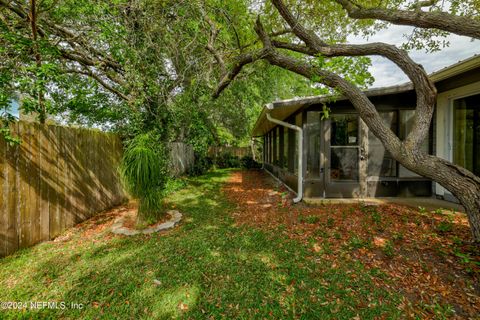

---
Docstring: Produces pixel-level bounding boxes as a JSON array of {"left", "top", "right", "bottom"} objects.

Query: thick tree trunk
[{"left": 394, "top": 150, "right": 480, "bottom": 242}]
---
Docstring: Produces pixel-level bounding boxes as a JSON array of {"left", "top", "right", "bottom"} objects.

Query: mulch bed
[
  {"left": 53, "top": 201, "right": 173, "bottom": 241},
  {"left": 222, "top": 169, "right": 480, "bottom": 319}
]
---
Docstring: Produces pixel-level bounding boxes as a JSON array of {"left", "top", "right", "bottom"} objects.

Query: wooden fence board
[
  {"left": 18, "top": 121, "right": 30, "bottom": 249},
  {"left": 0, "top": 127, "right": 6, "bottom": 257},
  {"left": 50, "top": 125, "right": 63, "bottom": 239},
  {"left": 208, "top": 146, "right": 252, "bottom": 158},
  {"left": 7, "top": 123, "right": 19, "bottom": 255},
  {"left": 0, "top": 121, "right": 126, "bottom": 257},
  {"left": 47, "top": 125, "right": 59, "bottom": 240},
  {"left": 30, "top": 123, "right": 42, "bottom": 245},
  {"left": 0, "top": 123, "right": 195, "bottom": 257}
]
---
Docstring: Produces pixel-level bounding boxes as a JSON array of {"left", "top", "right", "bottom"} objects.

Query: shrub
[
  {"left": 240, "top": 155, "right": 261, "bottom": 169},
  {"left": 215, "top": 152, "right": 240, "bottom": 168},
  {"left": 188, "top": 152, "right": 213, "bottom": 176},
  {"left": 120, "top": 132, "right": 168, "bottom": 224}
]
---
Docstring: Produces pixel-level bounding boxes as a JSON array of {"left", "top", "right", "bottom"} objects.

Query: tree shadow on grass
[{"left": 1, "top": 169, "right": 403, "bottom": 319}]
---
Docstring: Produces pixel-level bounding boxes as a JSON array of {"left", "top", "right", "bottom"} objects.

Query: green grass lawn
[{"left": 0, "top": 169, "right": 404, "bottom": 319}]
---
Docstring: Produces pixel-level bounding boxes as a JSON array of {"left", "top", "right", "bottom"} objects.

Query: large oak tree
[{"left": 213, "top": 0, "right": 480, "bottom": 242}]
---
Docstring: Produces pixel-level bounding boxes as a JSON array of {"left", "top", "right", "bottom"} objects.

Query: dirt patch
[
  {"left": 53, "top": 201, "right": 180, "bottom": 241},
  {"left": 53, "top": 203, "right": 135, "bottom": 242},
  {"left": 223, "top": 170, "right": 480, "bottom": 319}
]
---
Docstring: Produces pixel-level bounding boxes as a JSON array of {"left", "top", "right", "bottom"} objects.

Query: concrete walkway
[{"left": 303, "top": 197, "right": 465, "bottom": 213}]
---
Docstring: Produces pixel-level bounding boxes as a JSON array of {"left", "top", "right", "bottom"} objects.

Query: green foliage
[
  {"left": 0, "top": 73, "right": 20, "bottom": 144},
  {"left": 120, "top": 132, "right": 168, "bottom": 223},
  {"left": 327, "top": 217, "right": 335, "bottom": 228},
  {"left": 0, "top": 99, "right": 20, "bottom": 145},
  {"left": 436, "top": 217, "right": 454, "bottom": 234},
  {"left": 347, "top": 235, "right": 370, "bottom": 250},
  {"left": 320, "top": 104, "right": 331, "bottom": 120},
  {"left": 299, "top": 215, "right": 321, "bottom": 224},
  {"left": 215, "top": 152, "right": 241, "bottom": 169},
  {"left": 382, "top": 240, "right": 395, "bottom": 258},
  {"left": 240, "top": 155, "right": 261, "bottom": 169},
  {"left": 163, "top": 178, "right": 188, "bottom": 195},
  {"left": 312, "top": 56, "right": 374, "bottom": 89},
  {"left": 2, "top": 0, "right": 478, "bottom": 165},
  {"left": 188, "top": 153, "right": 213, "bottom": 177},
  {"left": 418, "top": 206, "right": 427, "bottom": 214}
]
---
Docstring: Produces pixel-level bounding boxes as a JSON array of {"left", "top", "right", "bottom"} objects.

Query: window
[
  {"left": 453, "top": 93, "right": 480, "bottom": 176},
  {"left": 368, "top": 112, "right": 397, "bottom": 177},
  {"left": 330, "top": 114, "right": 359, "bottom": 181},
  {"left": 306, "top": 111, "right": 321, "bottom": 178},
  {"left": 331, "top": 114, "right": 358, "bottom": 146}
]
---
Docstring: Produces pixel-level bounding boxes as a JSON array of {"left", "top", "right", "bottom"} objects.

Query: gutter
[{"left": 265, "top": 103, "right": 303, "bottom": 203}]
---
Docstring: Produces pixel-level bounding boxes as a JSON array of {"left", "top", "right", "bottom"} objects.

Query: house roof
[{"left": 252, "top": 54, "right": 480, "bottom": 137}]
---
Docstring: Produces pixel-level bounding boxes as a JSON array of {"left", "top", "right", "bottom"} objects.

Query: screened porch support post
[{"left": 265, "top": 103, "right": 303, "bottom": 203}]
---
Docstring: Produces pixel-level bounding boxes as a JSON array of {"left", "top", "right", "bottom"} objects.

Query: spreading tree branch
[
  {"left": 271, "top": 0, "right": 327, "bottom": 49},
  {"left": 218, "top": 17, "right": 404, "bottom": 156},
  {"left": 213, "top": 48, "right": 268, "bottom": 98},
  {"left": 63, "top": 68, "right": 130, "bottom": 102},
  {"left": 1, "top": 0, "right": 128, "bottom": 98},
  {"left": 334, "top": 0, "right": 480, "bottom": 39},
  {"left": 216, "top": 0, "right": 437, "bottom": 150},
  {"left": 203, "top": 13, "right": 227, "bottom": 77}
]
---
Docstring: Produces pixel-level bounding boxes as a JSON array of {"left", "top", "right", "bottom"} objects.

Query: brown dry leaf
[{"left": 221, "top": 170, "right": 480, "bottom": 318}]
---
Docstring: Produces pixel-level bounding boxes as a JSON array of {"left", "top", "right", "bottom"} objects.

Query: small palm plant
[{"left": 120, "top": 132, "right": 168, "bottom": 225}]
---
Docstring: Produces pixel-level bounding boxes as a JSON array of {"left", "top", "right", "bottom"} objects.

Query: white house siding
[{"left": 435, "top": 80, "right": 480, "bottom": 201}]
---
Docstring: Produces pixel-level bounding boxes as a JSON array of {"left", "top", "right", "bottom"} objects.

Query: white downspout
[{"left": 265, "top": 104, "right": 303, "bottom": 203}]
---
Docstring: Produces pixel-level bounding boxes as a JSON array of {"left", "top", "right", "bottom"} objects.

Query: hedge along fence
[{"left": 0, "top": 121, "right": 126, "bottom": 257}]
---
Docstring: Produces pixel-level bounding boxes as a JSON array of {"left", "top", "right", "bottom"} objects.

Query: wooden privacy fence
[
  {"left": 0, "top": 121, "right": 126, "bottom": 257},
  {"left": 208, "top": 146, "right": 252, "bottom": 158}
]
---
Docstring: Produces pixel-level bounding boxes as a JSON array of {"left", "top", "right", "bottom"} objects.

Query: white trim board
[{"left": 435, "top": 81, "right": 480, "bottom": 198}]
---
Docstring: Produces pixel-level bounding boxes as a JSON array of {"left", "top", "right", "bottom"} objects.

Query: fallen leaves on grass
[{"left": 223, "top": 170, "right": 480, "bottom": 319}]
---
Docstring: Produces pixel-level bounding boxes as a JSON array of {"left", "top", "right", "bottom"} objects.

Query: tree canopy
[
  {"left": 1, "top": 0, "right": 480, "bottom": 241},
  {"left": 0, "top": 0, "right": 329, "bottom": 150}
]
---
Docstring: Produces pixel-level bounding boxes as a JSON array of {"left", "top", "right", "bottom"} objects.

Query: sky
[
  {"left": 8, "top": 100, "right": 19, "bottom": 118},
  {"left": 348, "top": 25, "right": 480, "bottom": 88}
]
